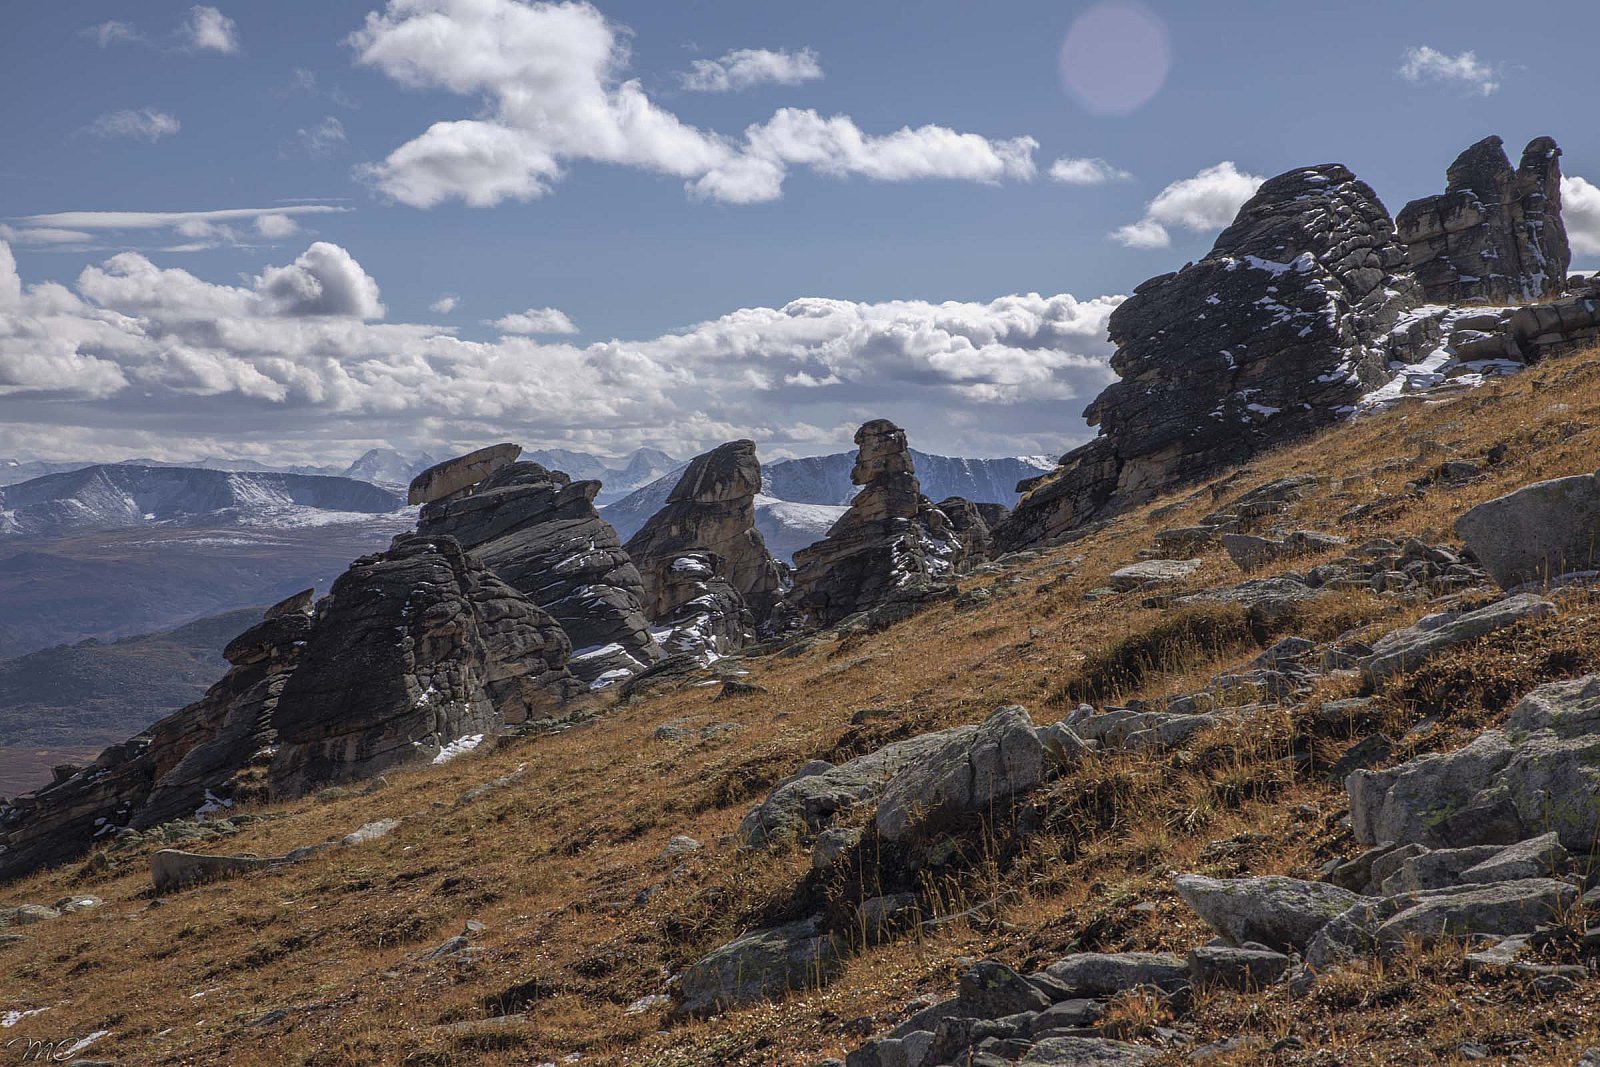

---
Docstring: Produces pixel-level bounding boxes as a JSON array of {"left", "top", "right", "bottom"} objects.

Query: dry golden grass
[{"left": 7, "top": 347, "right": 1600, "bottom": 1064}]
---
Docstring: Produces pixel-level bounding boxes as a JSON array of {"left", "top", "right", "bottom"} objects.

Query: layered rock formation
[
  {"left": 408, "top": 443, "right": 522, "bottom": 505},
  {"left": 790, "top": 420, "right": 963, "bottom": 627},
  {"left": 624, "top": 440, "right": 784, "bottom": 626},
  {"left": 417, "top": 461, "right": 663, "bottom": 686},
  {"left": 1396, "top": 135, "right": 1569, "bottom": 305},
  {"left": 268, "top": 534, "right": 580, "bottom": 796},
  {"left": 0, "top": 590, "right": 313, "bottom": 882},
  {"left": 999, "top": 164, "right": 1423, "bottom": 549}
]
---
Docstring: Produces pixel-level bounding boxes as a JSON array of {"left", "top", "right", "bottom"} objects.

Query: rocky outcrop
[
  {"left": 0, "top": 590, "right": 314, "bottom": 883},
  {"left": 267, "top": 534, "right": 579, "bottom": 796},
  {"left": 417, "top": 461, "right": 663, "bottom": 687},
  {"left": 999, "top": 164, "right": 1421, "bottom": 548},
  {"left": 623, "top": 440, "right": 783, "bottom": 638},
  {"left": 1396, "top": 135, "right": 1569, "bottom": 305},
  {"left": 644, "top": 554, "right": 753, "bottom": 661},
  {"left": 678, "top": 916, "right": 844, "bottom": 1016},
  {"left": 875, "top": 705, "right": 1044, "bottom": 842},
  {"left": 1456, "top": 471, "right": 1600, "bottom": 589},
  {"left": 790, "top": 420, "right": 963, "bottom": 627},
  {"left": 407, "top": 443, "right": 522, "bottom": 505},
  {"left": 1356, "top": 593, "right": 1555, "bottom": 683},
  {"left": 936, "top": 496, "right": 998, "bottom": 564}
]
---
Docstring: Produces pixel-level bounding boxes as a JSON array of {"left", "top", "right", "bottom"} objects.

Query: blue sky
[{"left": 0, "top": 0, "right": 1596, "bottom": 466}]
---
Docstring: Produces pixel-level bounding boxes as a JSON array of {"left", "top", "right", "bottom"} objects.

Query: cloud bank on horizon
[{"left": 0, "top": 237, "right": 1123, "bottom": 465}]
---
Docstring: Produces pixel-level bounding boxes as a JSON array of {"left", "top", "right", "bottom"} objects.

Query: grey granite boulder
[
  {"left": 1456, "top": 471, "right": 1600, "bottom": 590},
  {"left": 1175, "top": 874, "right": 1361, "bottom": 952},
  {"left": 677, "top": 916, "right": 843, "bottom": 1015},
  {"left": 1186, "top": 945, "right": 1291, "bottom": 990},
  {"left": 1018, "top": 1038, "right": 1156, "bottom": 1065},
  {"left": 1350, "top": 674, "right": 1600, "bottom": 851},
  {"left": 875, "top": 706, "right": 1044, "bottom": 842},
  {"left": 1376, "top": 878, "right": 1577, "bottom": 951},
  {"left": 957, "top": 961, "right": 1052, "bottom": 1017},
  {"left": 1357, "top": 594, "right": 1555, "bottom": 683},
  {"left": 1106, "top": 559, "right": 1201, "bottom": 592},
  {"left": 1043, "top": 952, "right": 1188, "bottom": 995},
  {"left": 738, "top": 727, "right": 974, "bottom": 849}
]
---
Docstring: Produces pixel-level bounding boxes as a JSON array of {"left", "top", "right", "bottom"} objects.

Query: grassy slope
[{"left": 6, "top": 352, "right": 1600, "bottom": 1065}]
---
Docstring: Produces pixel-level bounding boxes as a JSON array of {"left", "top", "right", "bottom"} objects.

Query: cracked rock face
[
  {"left": 417, "top": 462, "right": 663, "bottom": 687},
  {"left": 998, "top": 164, "right": 1421, "bottom": 550},
  {"left": 624, "top": 439, "right": 784, "bottom": 631},
  {"left": 790, "top": 420, "right": 963, "bottom": 626},
  {"left": 268, "top": 534, "right": 580, "bottom": 797},
  {"left": 0, "top": 590, "right": 314, "bottom": 883},
  {"left": 1396, "top": 135, "right": 1569, "bottom": 306}
]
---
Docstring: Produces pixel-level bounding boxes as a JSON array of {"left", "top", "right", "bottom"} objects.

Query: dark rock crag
[
  {"left": 1396, "top": 135, "right": 1569, "bottom": 306},
  {"left": 267, "top": 534, "right": 580, "bottom": 796},
  {"left": 624, "top": 440, "right": 784, "bottom": 629},
  {"left": 0, "top": 590, "right": 314, "bottom": 882},
  {"left": 790, "top": 420, "right": 964, "bottom": 627},
  {"left": 417, "top": 461, "right": 663, "bottom": 686},
  {"left": 999, "top": 164, "right": 1423, "bottom": 549}
]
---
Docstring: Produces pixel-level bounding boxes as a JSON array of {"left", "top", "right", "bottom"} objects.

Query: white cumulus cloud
[
  {"left": 431, "top": 295, "right": 460, "bottom": 314},
  {"left": 1564, "top": 176, "right": 1600, "bottom": 258},
  {"left": 491, "top": 307, "right": 579, "bottom": 335},
  {"left": 1049, "top": 157, "right": 1132, "bottom": 185},
  {"left": 679, "top": 47, "right": 823, "bottom": 92},
  {"left": 86, "top": 109, "right": 181, "bottom": 142},
  {"left": 0, "top": 238, "right": 1123, "bottom": 461},
  {"left": 348, "top": 0, "right": 1035, "bottom": 207},
  {"left": 185, "top": 5, "right": 239, "bottom": 54},
  {"left": 1110, "top": 161, "right": 1264, "bottom": 248},
  {"left": 1398, "top": 46, "right": 1499, "bottom": 96}
]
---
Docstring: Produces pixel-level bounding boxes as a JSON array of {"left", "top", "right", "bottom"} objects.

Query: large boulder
[
  {"left": 998, "top": 164, "right": 1421, "bottom": 548},
  {"left": 1174, "top": 874, "right": 1362, "bottom": 952},
  {"left": 1456, "top": 471, "right": 1600, "bottom": 589},
  {"left": 1357, "top": 593, "right": 1555, "bottom": 683},
  {"left": 677, "top": 916, "right": 844, "bottom": 1015},
  {"left": 737, "top": 726, "right": 975, "bottom": 849},
  {"left": 1349, "top": 673, "right": 1600, "bottom": 851},
  {"left": 417, "top": 462, "right": 663, "bottom": 687},
  {"left": 0, "top": 590, "right": 314, "bottom": 883},
  {"left": 267, "top": 534, "right": 579, "bottom": 796},
  {"left": 790, "top": 420, "right": 963, "bottom": 627},
  {"left": 875, "top": 705, "right": 1044, "bottom": 842},
  {"left": 1396, "top": 135, "right": 1569, "bottom": 305},
  {"left": 408, "top": 443, "right": 522, "bottom": 505},
  {"left": 624, "top": 440, "right": 784, "bottom": 626}
]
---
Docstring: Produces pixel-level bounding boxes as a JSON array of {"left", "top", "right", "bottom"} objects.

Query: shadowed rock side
[
  {"left": 0, "top": 590, "right": 313, "bottom": 883},
  {"left": 1397, "top": 135, "right": 1569, "bottom": 306},
  {"left": 998, "top": 164, "right": 1422, "bottom": 550},
  {"left": 624, "top": 440, "right": 784, "bottom": 626},
  {"left": 267, "top": 534, "right": 580, "bottom": 797},
  {"left": 790, "top": 420, "right": 964, "bottom": 627},
  {"left": 416, "top": 461, "right": 663, "bottom": 687}
]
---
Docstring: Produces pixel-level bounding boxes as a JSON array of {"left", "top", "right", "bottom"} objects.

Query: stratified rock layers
[
  {"left": 999, "top": 164, "right": 1421, "bottom": 549},
  {"left": 417, "top": 462, "right": 663, "bottom": 686},
  {"left": 1396, "top": 135, "right": 1569, "bottom": 306}
]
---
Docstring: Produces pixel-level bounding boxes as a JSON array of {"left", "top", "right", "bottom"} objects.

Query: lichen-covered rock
[
  {"left": 1175, "top": 874, "right": 1361, "bottom": 952},
  {"left": 790, "top": 420, "right": 963, "bottom": 627},
  {"left": 738, "top": 726, "right": 974, "bottom": 849},
  {"left": 624, "top": 440, "right": 784, "bottom": 626},
  {"left": 875, "top": 705, "right": 1044, "bottom": 842},
  {"left": 1396, "top": 135, "right": 1569, "bottom": 305},
  {"left": 998, "top": 164, "right": 1420, "bottom": 548},
  {"left": 1349, "top": 674, "right": 1600, "bottom": 851},
  {"left": 267, "top": 534, "right": 579, "bottom": 796},
  {"left": 417, "top": 461, "right": 663, "bottom": 687},
  {"left": 677, "top": 916, "right": 844, "bottom": 1015},
  {"left": 1043, "top": 952, "right": 1188, "bottom": 995},
  {"left": 1357, "top": 593, "right": 1555, "bottom": 683},
  {"left": 0, "top": 590, "right": 314, "bottom": 883},
  {"left": 408, "top": 442, "right": 522, "bottom": 505},
  {"left": 1019, "top": 1037, "right": 1158, "bottom": 1065},
  {"left": 1456, "top": 471, "right": 1600, "bottom": 589}
]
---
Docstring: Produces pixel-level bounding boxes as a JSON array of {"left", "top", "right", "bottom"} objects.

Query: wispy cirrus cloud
[
  {"left": 84, "top": 20, "right": 143, "bottom": 47},
  {"left": 84, "top": 108, "right": 181, "bottom": 142},
  {"left": 1048, "top": 157, "right": 1132, "bottom": 185},
  {"left": 4, "top": 204, "right": 349, "bottom": 252},
  {"left": 1398, "top": 46, "right": 1500, "bottom": 96},
  {"left": 678, "top": 48, "right": 823, "bottom": 92}
]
